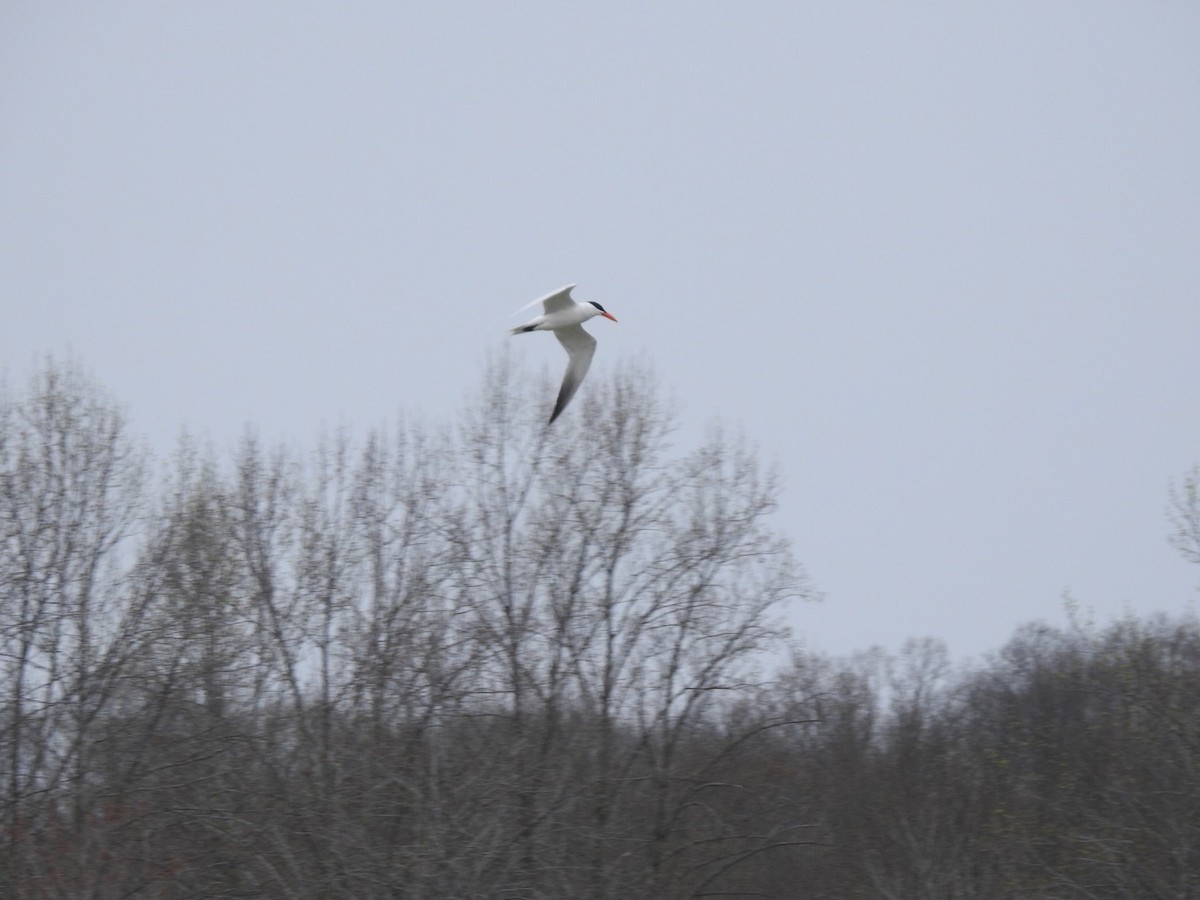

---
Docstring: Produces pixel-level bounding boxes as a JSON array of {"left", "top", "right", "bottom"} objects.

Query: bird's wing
[
  {"left": 549, "top": 324, "right": 597, "bottom": 424},
  {"left": 516, "top": 284, "right": 577, "bottom": 315}
]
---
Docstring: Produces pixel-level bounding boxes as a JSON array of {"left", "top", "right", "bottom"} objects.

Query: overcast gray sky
[{"left": 3, "top": 2, "right": 1199, "bottom": 662}]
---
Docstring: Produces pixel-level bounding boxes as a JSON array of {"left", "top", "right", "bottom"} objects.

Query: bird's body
[{"left": 509, "top": 284, "right": 618, "bottom": 424}]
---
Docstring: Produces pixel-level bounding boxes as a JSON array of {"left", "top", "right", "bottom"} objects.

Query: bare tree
[
  {"left": 1, "top": 354, "right": 815, "bottom": 898},
  {"left": 0, "top": 359, "right": 147, "bottom": 894},
  {"left": 1170, "top": 465, "right": 1200, "bottom": 568},
  {"left": 445, "top": 355, "right": 808, "bottom": 898}
]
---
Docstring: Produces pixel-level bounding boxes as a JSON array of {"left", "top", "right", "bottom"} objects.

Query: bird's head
[{"left": 588, "top": 301, "right": 618, "bottom": 323}]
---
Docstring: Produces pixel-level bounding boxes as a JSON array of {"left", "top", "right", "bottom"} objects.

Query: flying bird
[{"left": 509, "top": 284, "right": 618, "bottom": 424}]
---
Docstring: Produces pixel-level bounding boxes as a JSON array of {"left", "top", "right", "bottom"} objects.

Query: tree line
[{"left": 2, "top": 358, "right": 1198, "bottom": 898}]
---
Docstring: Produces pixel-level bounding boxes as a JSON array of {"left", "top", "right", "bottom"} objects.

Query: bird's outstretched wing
[
  {"left": 516, "top": 284, "right": 577, "bottom": 316},
  {"left": 549, "top": 324, "right": 597, "bottom": 423}
]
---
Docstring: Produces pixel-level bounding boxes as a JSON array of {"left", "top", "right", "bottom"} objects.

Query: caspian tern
[{"left": 509, "top": 284, "right": 618, "bottom": 424}]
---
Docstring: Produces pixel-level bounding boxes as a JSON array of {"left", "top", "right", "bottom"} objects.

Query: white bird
[{"left": 509, "top": 284, "right": 618, "bottom": 424}]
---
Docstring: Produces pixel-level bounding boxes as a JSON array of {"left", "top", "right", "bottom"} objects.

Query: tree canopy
[{"left": 1, "top": 357, "right": 1197, "bottom": 899}]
